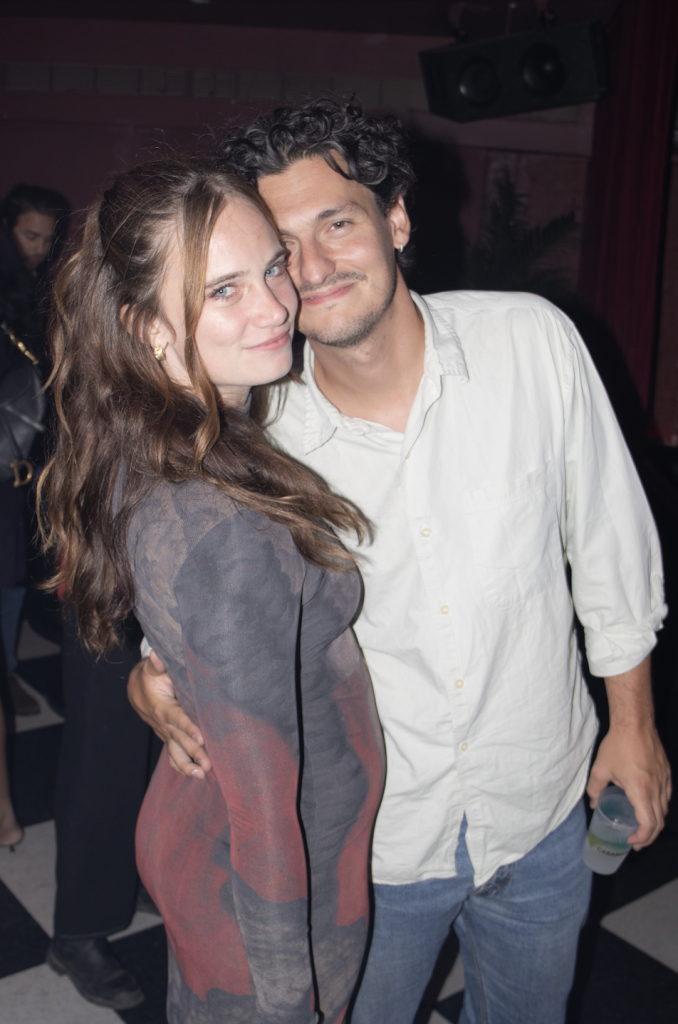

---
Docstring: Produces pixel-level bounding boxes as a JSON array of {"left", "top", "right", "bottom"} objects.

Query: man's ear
[{"left": 387, "top": 195, "right": 411, "bottom": 253}]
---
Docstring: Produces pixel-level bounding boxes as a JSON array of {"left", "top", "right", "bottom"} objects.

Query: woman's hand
[{"left": 127, "top": 651, "right": 212, "bottom": 778}]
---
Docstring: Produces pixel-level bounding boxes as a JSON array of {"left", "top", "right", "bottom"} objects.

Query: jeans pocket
[{"left": 463, "top": 461, "right": 562, "bottom": 609}]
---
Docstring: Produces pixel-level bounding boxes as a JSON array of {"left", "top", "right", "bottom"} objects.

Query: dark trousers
[{"left": 53, "top": 616, "right": 162, "bottom": 938}]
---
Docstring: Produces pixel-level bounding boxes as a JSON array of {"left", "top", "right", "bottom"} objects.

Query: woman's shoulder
[
  {"left": 130, "top": 477, "right": 238, "bottom": 553},
  {"left": 128, "top": 476, "right": 296, "bottom": 582}
]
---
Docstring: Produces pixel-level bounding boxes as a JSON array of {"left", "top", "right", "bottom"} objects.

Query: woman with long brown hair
[{"left": 40, "top": 158, "right": 385, "bottom": 1024}]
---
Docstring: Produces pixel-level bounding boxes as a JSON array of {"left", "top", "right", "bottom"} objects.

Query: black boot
[{"left": 47, "top": 936, "right": 145, "bottom": 1010}]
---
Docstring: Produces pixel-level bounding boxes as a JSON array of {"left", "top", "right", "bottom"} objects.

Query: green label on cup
[{"left": 586, "top": 831, "right": 629, "bottom": 857}]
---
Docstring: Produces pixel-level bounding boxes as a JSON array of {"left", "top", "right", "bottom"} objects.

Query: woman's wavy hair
[
  {"left": 217, "top": 97, "right": 416, "bottom": 271},
  {"left": 39, "top": 157, "right": 368, "bottom": 654}
]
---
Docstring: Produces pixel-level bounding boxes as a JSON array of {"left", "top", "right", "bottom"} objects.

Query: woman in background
[{"left": 39, "top": 158, "right": 384, "bottom": 1024}]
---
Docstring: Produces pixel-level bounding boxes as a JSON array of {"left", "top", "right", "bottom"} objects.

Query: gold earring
[{"left": 153, "top": 342, "right": 166, "bottom": 362}]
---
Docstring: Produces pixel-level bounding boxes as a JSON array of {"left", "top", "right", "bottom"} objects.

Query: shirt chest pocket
[{"left": 462, "top": 462, "right": 563, "bottom": 609}]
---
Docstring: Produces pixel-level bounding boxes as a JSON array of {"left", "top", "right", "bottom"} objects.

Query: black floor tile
[
  {"left": 0, "top": 877, "right": 49, "bottom": 978},
  {"left": 6, "top": 723, "right": 63, "bottom": 826},
  {"left": 435, "top": 991, "right": 464, "bottom": 1022},
  {"left": 413, "top": 928, "right": 460, "bottom": 1023},
  {"left": 435, "top": 928, "right": 678, "bottom": 1024},
  {"left": 112, "top": 925, "right": 168, "bottom": 1024},
  {"left": 567, "top": 928, "right": 678, "bottom": 1024},
  {"left": 16, "top": 655, "right": 64, "bottom": 716},
  {"left": 588, "top": 825, "right": 678, "bottom": 921}
]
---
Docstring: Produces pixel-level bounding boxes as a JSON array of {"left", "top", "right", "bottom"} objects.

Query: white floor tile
[
  {"left": 0, "top": 962, "right": 119, "bottom": 1023},
  {"left": 601, "top": 877, "right": 678, "bottom": 974},
  {"left": 110, "top": 909, "right": 163, "bottom": 940},
  {"left": 16, "top": 621, "right": 61, "bottom": 660},
  {"left": 0, "top": 821, "right": 56, "bottom": 933},
  {"left": 438, "top": 953, "right": 465, "bottom": 998},
  {"left": 0, "top": 820, "right": 160, "bottom": 940},
  {"left": 12, "top": 677, "right": 64, "bottom": 734}
]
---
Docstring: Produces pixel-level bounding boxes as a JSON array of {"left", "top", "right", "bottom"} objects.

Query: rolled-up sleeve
[{"left": 561, "top": 321, "right": 666, "bottom": 677}]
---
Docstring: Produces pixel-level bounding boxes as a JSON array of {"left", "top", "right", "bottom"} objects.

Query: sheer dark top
[{"left": 129, "top": 478, "right": 385, "bottom": 1024}]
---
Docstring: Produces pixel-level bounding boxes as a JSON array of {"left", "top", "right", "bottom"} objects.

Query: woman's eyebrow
[
  {"left": 204, "top": 249, "right": 288, "bottom": 291},
  {"left": 268, "top": 247, "right": 289, "bottom": 266},
  {"left": 204, "top": 270, "right": 243, "bottom": 290}
]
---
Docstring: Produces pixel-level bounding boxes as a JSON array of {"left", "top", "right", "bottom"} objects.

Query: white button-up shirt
[{"left": 268, "top": 291, "right": 666, "bottom": 887}]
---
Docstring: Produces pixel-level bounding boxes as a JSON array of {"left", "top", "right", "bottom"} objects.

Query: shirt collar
[{"left": 300, "top": 290, "right": 469, "bottom": 455}]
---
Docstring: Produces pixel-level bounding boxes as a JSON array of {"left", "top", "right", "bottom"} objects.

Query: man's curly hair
[{"left": 216, "top": 97, "right": 416, "bottom": 268}]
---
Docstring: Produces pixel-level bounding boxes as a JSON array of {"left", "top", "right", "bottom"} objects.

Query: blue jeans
[{"left": 351, "top": 802, "right": 591, "bottom": 1024}]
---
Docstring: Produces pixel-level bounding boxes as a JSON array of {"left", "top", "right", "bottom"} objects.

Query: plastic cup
[{"left": 582, "top": 785, "right": 639, "bottom": 875}]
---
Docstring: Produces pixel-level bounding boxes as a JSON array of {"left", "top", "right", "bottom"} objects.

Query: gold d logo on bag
[{"left": 11, "top": 459, "right": 34, "bottom": 487}]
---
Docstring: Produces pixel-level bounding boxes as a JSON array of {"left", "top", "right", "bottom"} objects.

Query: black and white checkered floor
[{"left": 1, "top": 623, "right": 677, "bottom": 1024}]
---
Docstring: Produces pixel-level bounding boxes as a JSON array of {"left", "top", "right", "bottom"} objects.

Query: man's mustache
[{"left": 298, "top": 272, "right": 367, "bottom": 298}]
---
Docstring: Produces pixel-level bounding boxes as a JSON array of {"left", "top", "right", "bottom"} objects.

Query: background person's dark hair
[
  {"left": 2, "top": 183, "right": 71, "bottom": 261},
  {"left": 217, "top": 97, "right": 416, "bottom": 272},
  {"left": 39, "top": 157, "right": 367, "bottom": 655},
  {"left": 0, "top": 184, "right": 71, "bottom": 351}
]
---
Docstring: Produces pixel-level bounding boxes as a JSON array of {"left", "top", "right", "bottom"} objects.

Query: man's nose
[{"left": 295, "top": 239, "right": 334, "bottom": 288}]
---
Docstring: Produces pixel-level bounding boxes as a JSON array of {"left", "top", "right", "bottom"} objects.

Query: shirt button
[
  {"left": 455, "top": 678, "right": 464, "bottom": 689},
  {"left": 441, "top": 605, "right": 450, "bottom": 615},
  {"left": 405, "top": 451, "right": 411, "bottom": 460},
  {"left": 460, "top": 742, "right": 468, "bottom": 752},
  {"left": 421, "top": 528, "right": 431, "bottom": 537}
]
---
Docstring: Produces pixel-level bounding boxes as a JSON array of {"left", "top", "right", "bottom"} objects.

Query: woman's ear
[
  {"left": 149, "top": 323, "right": 167, "bottom": 363},
  {"left": 119, "top": 304, "right": 132, "bottom": 335},
  {"left": 120, "top": 305, "right": 168, "bottom": 361}
]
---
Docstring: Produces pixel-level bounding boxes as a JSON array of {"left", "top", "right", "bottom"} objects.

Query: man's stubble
[{"left": 299, "top": 263, "right": 398, "bottom": 351}]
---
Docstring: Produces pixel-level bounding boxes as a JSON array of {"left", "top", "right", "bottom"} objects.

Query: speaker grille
[{"left": 420, "top": 22, "right": 608, "bottom": 122}]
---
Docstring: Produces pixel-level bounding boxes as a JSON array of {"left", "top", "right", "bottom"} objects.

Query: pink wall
[
  {"left": 0, "top": 16, "right": 440, "bottom": 220},
  {"left": 655, "top": 158, "right": 678, "bottom": 445},
  {"left": 0, "top": 16, "right": 439, "bottom": 78}
]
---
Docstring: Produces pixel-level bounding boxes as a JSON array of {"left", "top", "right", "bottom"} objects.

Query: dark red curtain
[{"left": 578, "top": 0, "right": 678, "bottom": 409}]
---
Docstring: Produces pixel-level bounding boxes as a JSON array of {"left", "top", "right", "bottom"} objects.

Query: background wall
[
  {"left": 0, "top": 15, "right": 593, "bottom": 274},
  {"left": 1, "top": 5, "right": 677, "bottom": 442},
  {"left": 655, "top": 156, "right": 678, "bottom": 446}
]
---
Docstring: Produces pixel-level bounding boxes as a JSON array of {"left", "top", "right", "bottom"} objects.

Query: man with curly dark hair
[{"left": 130, "top": 99, "right": 670, "bottom": 1024}]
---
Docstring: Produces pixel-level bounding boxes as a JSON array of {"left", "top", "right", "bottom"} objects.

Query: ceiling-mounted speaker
[{"left": 419, "top": 21, "right": 608, "bottom": 123}]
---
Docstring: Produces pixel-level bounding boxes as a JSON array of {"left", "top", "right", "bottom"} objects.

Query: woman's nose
[{"left": 257, "top": 282, "right": 290, "bottom": 328}]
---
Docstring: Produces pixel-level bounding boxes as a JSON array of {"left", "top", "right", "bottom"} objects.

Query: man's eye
[
  {"left": 265, "top": 262, "right": 287, "bottom": 278},
  {"left": 331, "top": 221, "right": 348, "bottom": 229}
]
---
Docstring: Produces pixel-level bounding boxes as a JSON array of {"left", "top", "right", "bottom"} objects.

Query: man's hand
[
  {"left": 127, "top": 652, "right": 212, "bottom": 779},
  {"left": 587, "top": 655, "right": 671, "bottom": 850}
]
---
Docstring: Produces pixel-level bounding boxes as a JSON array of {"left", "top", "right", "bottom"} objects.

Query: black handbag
[{"left": 0, "top": 322, "right": 45, "bottom": 487}]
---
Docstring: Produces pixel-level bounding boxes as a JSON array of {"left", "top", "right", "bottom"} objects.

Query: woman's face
[{"left": 157, "top": 198, "right": 297, "bottom": 406}]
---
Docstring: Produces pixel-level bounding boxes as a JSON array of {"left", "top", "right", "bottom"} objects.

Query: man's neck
[{"left": 309, "top": 278, "right": 425, "bottom": 432}]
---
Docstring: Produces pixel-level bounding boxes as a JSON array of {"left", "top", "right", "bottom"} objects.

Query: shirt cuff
[{"left": 583, "top": 616, "right": 665, "bottom": 678}]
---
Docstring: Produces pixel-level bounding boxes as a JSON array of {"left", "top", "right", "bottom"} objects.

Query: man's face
[
  {"left": 10, "top": 211, "right": 56, "bottom": 270},
  {"left": 258, "top": 155, "right": 407, "bottom": 348}
]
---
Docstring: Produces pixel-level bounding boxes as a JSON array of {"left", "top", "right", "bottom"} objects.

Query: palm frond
[{"left": 464, "top": 168, "right": 577, "bottom": 302}]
